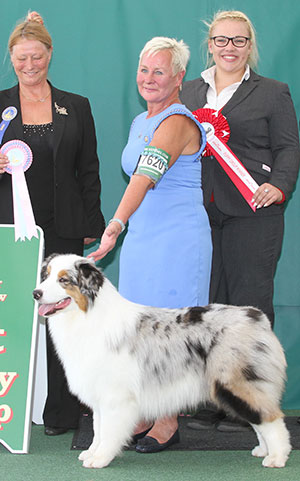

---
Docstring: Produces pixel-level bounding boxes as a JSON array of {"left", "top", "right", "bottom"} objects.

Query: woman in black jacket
[{"left": 0, "top": 12, "right": 105, "bottom": 435}]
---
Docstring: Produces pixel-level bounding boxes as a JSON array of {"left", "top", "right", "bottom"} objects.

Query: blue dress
[{"left": 119, "top": 103, "right": 212, "bottom": 308}]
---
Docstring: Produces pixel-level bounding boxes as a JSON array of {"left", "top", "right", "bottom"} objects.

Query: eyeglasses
[{"left": 210, "top": 36, "right": 250, "bottom": 48}]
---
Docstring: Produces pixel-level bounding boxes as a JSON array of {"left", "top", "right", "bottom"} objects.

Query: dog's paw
[
  {"left": 251, "top": 445, "right": 268, "bottom": 458},
  {"left": 82, "top": 454, "right": 112, "bottom": 469},
  {"left": 262, "top": 454, "right": 288, "bottom": 468},
  {"left": 78, "top": 449, "right": 92, "bottom": 461}
]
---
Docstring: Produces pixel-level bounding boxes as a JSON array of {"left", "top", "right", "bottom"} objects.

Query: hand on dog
[{"left": 87, "top": 224, "right": 121, "bottom": 261}]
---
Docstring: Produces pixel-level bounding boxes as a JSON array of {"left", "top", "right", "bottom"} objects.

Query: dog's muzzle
[{"left": 32, "top": 288, "right": 72, "bottom": 317}]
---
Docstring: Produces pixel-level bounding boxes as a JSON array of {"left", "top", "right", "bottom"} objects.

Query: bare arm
[{"left": 88, "top": 114, "right": 201, "bottom": 261}]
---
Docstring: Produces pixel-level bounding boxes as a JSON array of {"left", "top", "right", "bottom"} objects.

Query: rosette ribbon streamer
[
  {"left": 193, "top": 108, "right": 258, "bottom": 212},
  {"left": 0, "top": 140, "right": 38, "bottom": 241},
  {"left": 0, "top": 107, "right": 18, "bottom": 143}
]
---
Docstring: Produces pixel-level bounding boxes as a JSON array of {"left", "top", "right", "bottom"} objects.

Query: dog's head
[{"left": 33, "top": 254, "right": 104, "bottom": 317}]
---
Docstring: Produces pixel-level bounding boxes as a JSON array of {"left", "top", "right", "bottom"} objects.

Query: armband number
[{"left": 134, "top": 146, "right": 171, "bottom": 183}]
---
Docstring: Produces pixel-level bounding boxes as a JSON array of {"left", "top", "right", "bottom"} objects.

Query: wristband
[{"left": 108, "top": 218, "right": 126, "bottom": 233}]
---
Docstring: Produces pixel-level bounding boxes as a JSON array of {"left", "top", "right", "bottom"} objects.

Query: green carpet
[{"left": 1, "top": 413, "right": 300, "bottom": 481}]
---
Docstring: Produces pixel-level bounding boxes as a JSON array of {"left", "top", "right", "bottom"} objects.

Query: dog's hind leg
[
  {"left": 82, "top": 398, "right": 139, "bottom": 469},
  {"left": 251, "top": 424, "right": 268, "bottom": 458},
  {"left": 213, "top": 381, "right": 290, "bottom": 468},
  {"left": 78, "top": 409, "right": 101, "bottom": 462},
  {"left": 251, "top": 417, "right": 291, "bottom": 468}
]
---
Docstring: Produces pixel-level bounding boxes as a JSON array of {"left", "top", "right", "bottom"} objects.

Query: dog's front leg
[
  {"left": 78, "top": 410, "right": 101, "bottom": 462},
  {"left": 82, "top": 399, "right": 139, "bottom": 469}
]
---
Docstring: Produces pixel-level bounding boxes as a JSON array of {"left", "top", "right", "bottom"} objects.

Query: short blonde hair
[
  {"left": 205, "top": 10, "right": 258, "bottom": 69},
  {"left": 139, "top": 36, "right": 190, "bottom": 75},
  {"left": 8, "top": 12, "right": 52, "bottom": 53}
]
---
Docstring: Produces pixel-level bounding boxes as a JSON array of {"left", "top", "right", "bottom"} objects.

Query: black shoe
[
  {"left": 216, "top": 416, "right": 250, "bottom": 432},
  {"left": 188, "top": 409, "right": 225, "bottom": 430},
  {"left": 44, "top": 426, "right": 69, "bottom": 436},
  {"left": 297, "top": 417, "right": 300, "bottom": 425},
  {"left": 132, "top": 425, "right": 153, "bottom": 443},
  {"left": 135, "top": 429, "right": 180, "bottom": 453}
]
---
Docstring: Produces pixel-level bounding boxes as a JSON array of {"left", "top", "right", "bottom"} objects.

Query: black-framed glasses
[{"left": 210, "top": 36, "right": 250, "bottom": 48}]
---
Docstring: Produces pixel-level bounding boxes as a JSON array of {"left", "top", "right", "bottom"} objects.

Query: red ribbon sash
[{"left": 193, "top": 108, "right": 258, "bottom": 212}]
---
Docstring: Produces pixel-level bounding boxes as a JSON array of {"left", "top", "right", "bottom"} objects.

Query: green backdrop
[{"left": 1, "top": 0, "right": 300, "bottom": 408}]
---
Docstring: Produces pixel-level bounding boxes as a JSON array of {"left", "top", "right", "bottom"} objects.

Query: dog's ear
[
  {"left": 41, "top": 253, "right": 60, "bottom": 281},
  {"left": 78, "top": 261, "right": 100, "bottom": 278},
  {"left": 76, "top": 260, "right": 104, "bottom": 300}
]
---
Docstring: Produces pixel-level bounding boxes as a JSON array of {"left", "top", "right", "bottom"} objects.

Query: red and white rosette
[
  {"left": 0, "top": 140, "right": 38, "bottom": 241},
  {"left": 193, "top": 108, "right": 258, "bottom": 212}
]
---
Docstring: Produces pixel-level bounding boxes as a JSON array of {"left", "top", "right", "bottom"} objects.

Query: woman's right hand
[
  {"left": 0, "top": 154, "right": 9, "bottom": 174},
  {"left": 87, "top": 222, "right": 122, "bottom": 261}
]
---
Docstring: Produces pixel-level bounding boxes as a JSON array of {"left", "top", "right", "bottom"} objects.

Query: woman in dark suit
[
  {"left": 0, "top": 12, "right": 105, "bottom": 435},
  {"left": 180, "top": 10, "right": 300, "bottom": 430}
]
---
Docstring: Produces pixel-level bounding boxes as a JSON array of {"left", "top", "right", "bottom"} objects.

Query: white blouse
[{"left": 201, "top": 64, "right": 250, "bottom": 111}]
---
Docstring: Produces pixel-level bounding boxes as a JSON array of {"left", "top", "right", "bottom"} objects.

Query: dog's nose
[{"left": 33, "top": 289, "right": 43, "bottom": 300}]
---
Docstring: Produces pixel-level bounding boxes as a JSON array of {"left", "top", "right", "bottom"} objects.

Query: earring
[{"left": 179, "top": 84, "right": 182, "bottom": 91}]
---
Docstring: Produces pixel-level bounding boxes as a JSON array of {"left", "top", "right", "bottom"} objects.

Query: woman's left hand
[
  {"left": 252, "top": 183, "right": 283, "bottom": 208},
  {"left": 87, "top": 223, "right": 122, "bottom": 261}
]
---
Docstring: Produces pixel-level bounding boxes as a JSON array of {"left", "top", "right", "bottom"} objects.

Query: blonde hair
[
  {"left": 139, "top": 36, "right": 190, "bottom": 75},
  {"left": 8, "top": 11, "right": 52, "bottom": 53},
  {"left": 205, "top": 10, "right": 258, "bottom": 69}
]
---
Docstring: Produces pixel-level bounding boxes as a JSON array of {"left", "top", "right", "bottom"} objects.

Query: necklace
[{"left": 20, "top": 90, "right": 51, "bottom": 103}]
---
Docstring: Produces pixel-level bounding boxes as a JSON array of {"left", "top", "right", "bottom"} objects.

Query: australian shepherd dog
[{"left": 33, "top": 253, "right": 291, "bottom": 469}]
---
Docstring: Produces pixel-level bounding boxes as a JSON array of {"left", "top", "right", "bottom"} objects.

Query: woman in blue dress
[{"left": 90, "top": 37, "right": 212, "bottom": 452}]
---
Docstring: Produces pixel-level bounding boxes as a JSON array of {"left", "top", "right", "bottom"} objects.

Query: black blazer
[
  {"left": 0, "top": 83, "right": 105, "bottom": 238},
  {"left": 180, "top": 70, "right": 300, "bottom": 216}
]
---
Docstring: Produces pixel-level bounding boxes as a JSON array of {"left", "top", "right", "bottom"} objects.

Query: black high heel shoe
[{"left": 135, "top": 429, "right": 180, "bottom": 453}]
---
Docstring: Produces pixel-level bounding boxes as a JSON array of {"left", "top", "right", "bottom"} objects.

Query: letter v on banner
[{"left": 0, "top": 224, "right": 44, "bottom": 453}]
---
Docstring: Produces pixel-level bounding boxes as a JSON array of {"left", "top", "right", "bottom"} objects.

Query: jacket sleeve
[
  {"left": 267, "top": 83, "right": 300, "bottom": 199},
  {"left": 76, "top": 97, "right": 105, "bottom": 237}
]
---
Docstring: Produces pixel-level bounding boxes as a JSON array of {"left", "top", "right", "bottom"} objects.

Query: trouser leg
[
  {"left": 42, "top": 222, "right": 84, "bottom": 428},
  {"left": 207, "top": 203, "right": 284, "bottom": 328}
]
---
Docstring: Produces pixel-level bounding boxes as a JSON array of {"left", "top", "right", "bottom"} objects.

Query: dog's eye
[{"left": 59, "top": 277, "right": 70, "bottom": 285}]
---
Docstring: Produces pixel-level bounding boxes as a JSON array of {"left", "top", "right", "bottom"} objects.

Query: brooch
[{"left": 54, "top": 102, "right": 68, "bottom": 115}]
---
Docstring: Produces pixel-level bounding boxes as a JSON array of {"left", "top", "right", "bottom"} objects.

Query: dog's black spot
[
  {"left": 255, "top": 341, "right": 269, "bottom": 354},
  {"left": 214, "top": 381, "right": 261, "bottom": 425},
  {"left": 185, "top": 338, "right": 207, "bottom": 363},
  {"left": 185, "top": 357, "right": 193, "bottom": 367},
  {"left": 153, "top": 364, "right": 162, "bottom": 380},
  {"left": 191, "top": 340, "right": 207, "bottom": 362},
  {"left": 185, "top": 340, "right": 193, "bottom": 357},
  {"left": 152, "top": 321, "right": 160, "bottom": 332},
  {"left": 185, "top": 306, "right": 208, "bottom": 324},
  {"left": 176, "top": 314, "right": 182, "bottom": 324},
  {"left": 209, "top": 333, "right": 219, "bottom": 352},
  {"left": 41, "top": 253, "right": 60, "bottom": 281},
  {"left": 40, "top": 263, "right": 49, "bottom": 282},
  {"left": 246, "top": 307, "right": 263, "bottom": 322},
  {"left": 164, "top": 325, "right": 171, "bottom": 339},
  {"left": 139, "top": 314, "right": 153, "bottom": 324},
  {"left": 164, "top": 347, "right": 171, "bottom": 358},
  {"left": 242, "top": 365, "right": 264, "bottom": 382},
  {"left": 41, "top": 252, "right": 60, "bottom": 282}
]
